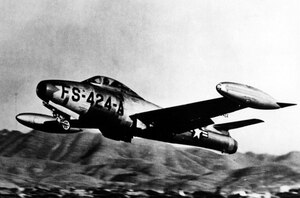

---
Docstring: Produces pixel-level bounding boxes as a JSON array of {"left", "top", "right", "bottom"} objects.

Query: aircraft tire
[{"left": 61, "top": 120, "right": 71, "bottom": 131}]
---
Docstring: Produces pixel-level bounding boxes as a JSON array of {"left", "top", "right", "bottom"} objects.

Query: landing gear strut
[
  {"left": 42, "top": 101, "right": 72, "bottom": 131},
  {"left": 54, "top": 113, "right": 71, "bottom": 131}
]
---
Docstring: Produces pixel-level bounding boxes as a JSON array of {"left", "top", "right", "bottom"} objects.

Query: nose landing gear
[
  {"left": 53, "top": 113, "right": 71, "bottom": 131},
  {"left": 43, "top": 101, "right": 72, "bottom": 131}
]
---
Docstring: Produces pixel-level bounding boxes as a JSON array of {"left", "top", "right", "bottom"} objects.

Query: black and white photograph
[{"left": 0, "top": 0, "right": 299, "bottom": 197}]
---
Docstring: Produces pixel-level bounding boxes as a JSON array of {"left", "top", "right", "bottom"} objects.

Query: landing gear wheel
[{"left": 61, "top": 120, "right": 71, "bottom": 131}]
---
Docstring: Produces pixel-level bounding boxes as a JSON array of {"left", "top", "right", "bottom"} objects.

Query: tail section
[
  {"left": 203, "top": 118, "right": 264, "bottom": 136},
  {"left": 213, "top": 119, "right": 264, "bottom": 131}
]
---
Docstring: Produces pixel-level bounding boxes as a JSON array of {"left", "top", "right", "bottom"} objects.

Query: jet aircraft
[{"left": 16, "top": 76, "right": 296, "bottom": 154}]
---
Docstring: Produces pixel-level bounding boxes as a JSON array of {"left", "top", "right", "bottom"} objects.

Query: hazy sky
[{"left": 0, "top": 0, "right": 299, "bottom": 154}]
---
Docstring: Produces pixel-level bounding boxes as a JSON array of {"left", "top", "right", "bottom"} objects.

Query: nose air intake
[
  {"left": 36, "top": 81, "right": 47, "bottom": 100},
  {"left": 36, "top": 80, "right": 58, "bottom": 102}
]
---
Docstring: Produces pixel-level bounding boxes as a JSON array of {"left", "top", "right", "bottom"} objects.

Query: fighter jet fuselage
[
  {"left": 36, "top": 78, "right": 159, "bottom": 140},
  {"left": 16, "top": 76, "right": 295, "bottom": 154}
]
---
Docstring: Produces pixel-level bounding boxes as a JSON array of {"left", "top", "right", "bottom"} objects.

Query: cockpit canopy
[{"left": 82, "top": 76, "right": 142, "bottom": 98}]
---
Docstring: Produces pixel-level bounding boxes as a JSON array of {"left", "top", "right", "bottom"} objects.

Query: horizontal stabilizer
[
  {"left": 277, "top": 102, "right": 297, "bottom": 108},
  {"left": 214, "top": 119, "right": 264, "bottom": 131}
]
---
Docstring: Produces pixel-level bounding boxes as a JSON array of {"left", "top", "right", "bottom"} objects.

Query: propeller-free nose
[
  {"left": 36, "top": 81, "right": 47, "bottom": 100},
  {"left": 36, "top": 80, "right": 58, "bottom": 101}
]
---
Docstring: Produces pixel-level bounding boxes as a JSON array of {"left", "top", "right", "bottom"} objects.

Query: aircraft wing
[{"left": 130, "top": 97, "right": 245, "bottom": 133}]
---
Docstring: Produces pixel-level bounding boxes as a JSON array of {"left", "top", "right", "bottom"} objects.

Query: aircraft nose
[
  {"left": 36, "top": 81, "right": 47, "bottom": 100},
  {"left": 36, "top": 80, "right": 58, "bottom": 101}
]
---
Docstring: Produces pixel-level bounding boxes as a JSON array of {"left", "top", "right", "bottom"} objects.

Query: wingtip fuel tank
[
  {"left": 216, "top": 82, "right": 296, "bottom": 109},
  {"left": 16, "top": 113, "right": 81, "bottom": 133}
]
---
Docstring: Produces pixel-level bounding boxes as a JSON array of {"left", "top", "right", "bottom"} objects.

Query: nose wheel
[
  {"left": 61, "top": 119, "right": 71, "bottom": 131},
  {"left": 53, "top": 113, "right": 71, "bottom": 131},
  {"left": 43, "top": 101, "right": 72, "bottom": 131}
]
